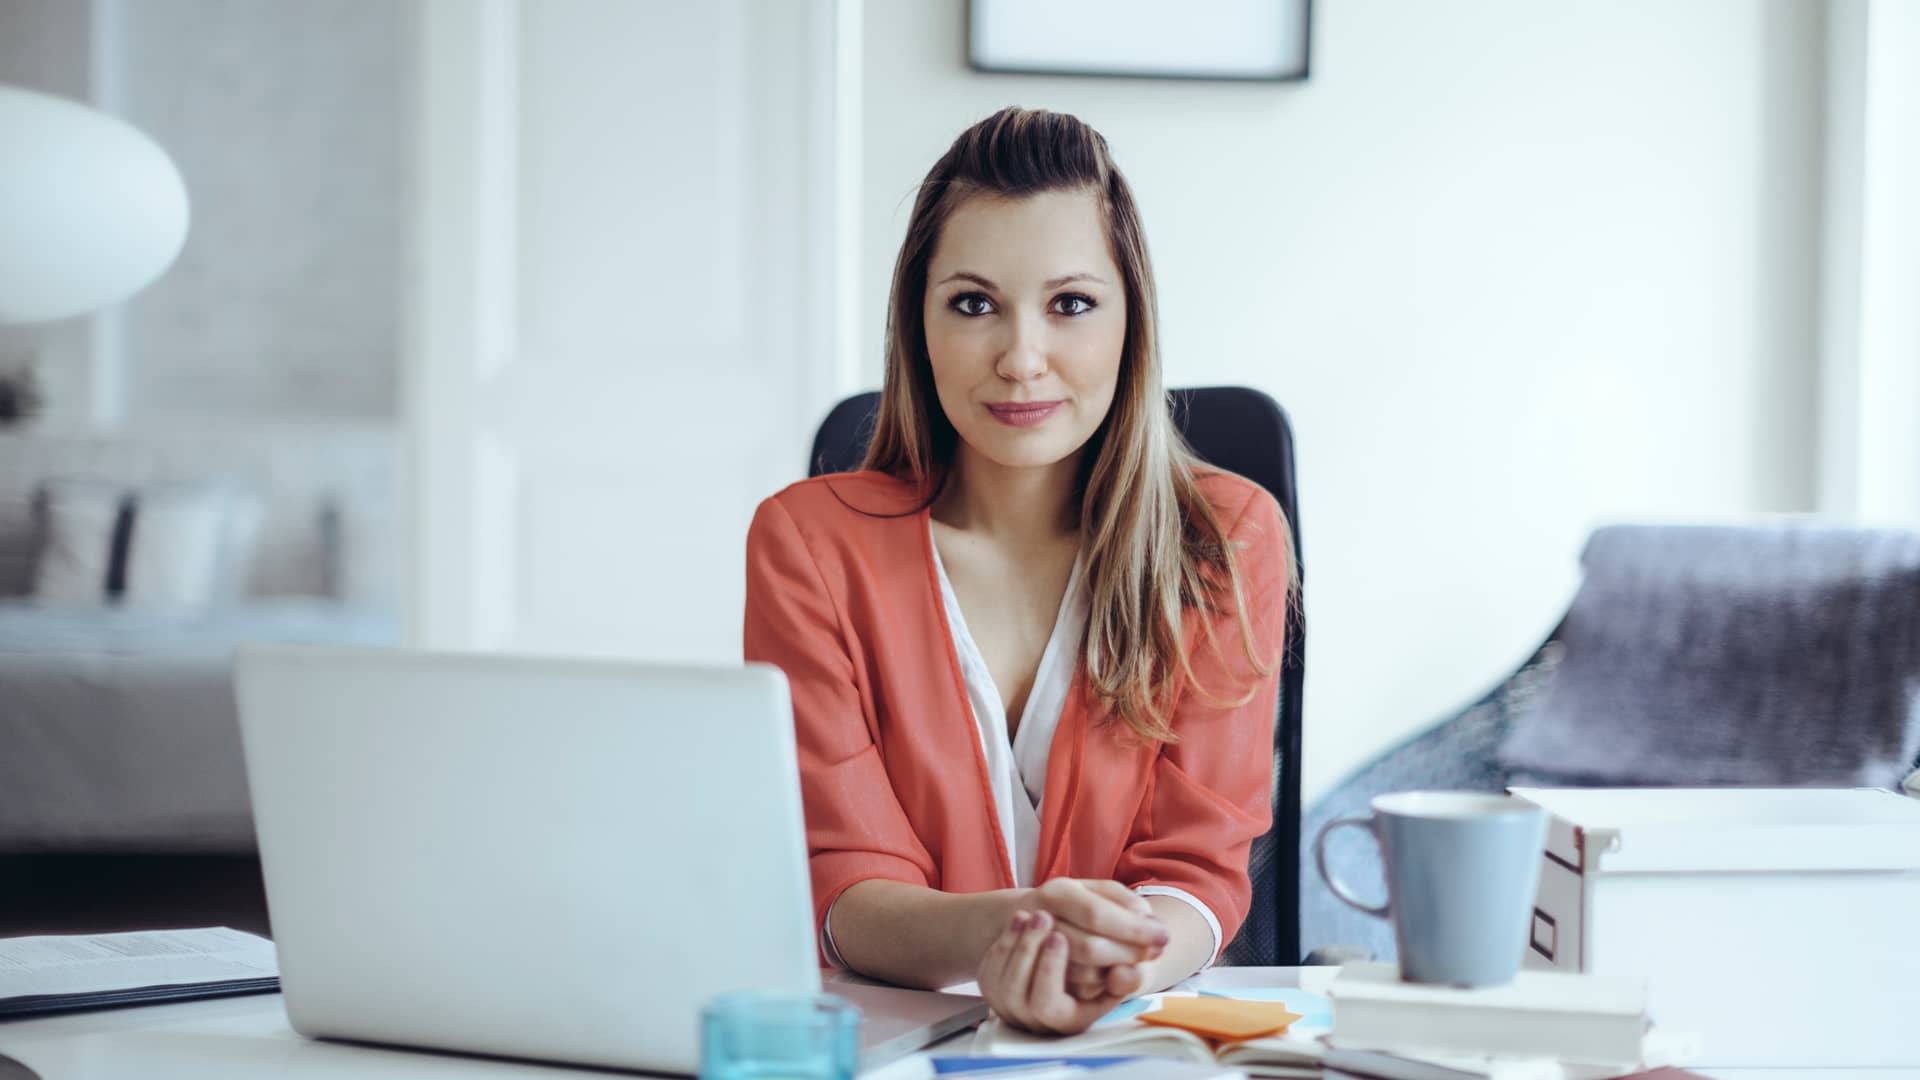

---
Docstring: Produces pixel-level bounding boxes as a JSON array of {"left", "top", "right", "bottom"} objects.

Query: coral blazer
[{"left": 743, "top": 469, "right": 1288, "bottom": 962}]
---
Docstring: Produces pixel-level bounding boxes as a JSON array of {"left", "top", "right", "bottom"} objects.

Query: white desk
[{"left": 1, "top": 969, "right": 1913, "bottom": 1079}]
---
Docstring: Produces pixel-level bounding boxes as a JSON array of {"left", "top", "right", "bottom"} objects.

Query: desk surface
[{"left": 0, "top": 968, "right": 1911, "bottom": 1080}]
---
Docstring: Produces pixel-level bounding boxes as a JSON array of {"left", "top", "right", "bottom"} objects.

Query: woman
[{"left": 744, "top": 107, "right": 1291, "bottom": 1035}]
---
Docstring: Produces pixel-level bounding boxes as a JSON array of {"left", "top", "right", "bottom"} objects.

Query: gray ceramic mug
[{"left": 1314, "top": 791, "right": 1549, "bottom": 987}]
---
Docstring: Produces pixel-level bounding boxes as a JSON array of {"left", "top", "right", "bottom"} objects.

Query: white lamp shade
[{"left": 0, "top": 84, "right": 190, "bottom": 324}]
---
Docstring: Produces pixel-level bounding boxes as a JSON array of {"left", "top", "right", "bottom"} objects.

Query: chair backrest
[{"left": 807, "top": 386, "right": 1306, "bottom": 964}]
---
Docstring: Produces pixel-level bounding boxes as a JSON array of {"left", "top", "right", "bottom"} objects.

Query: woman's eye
[
  {"left": 1053, "top": 294, "right": 1095, "bottom": 316},
  {"left": 951, "top": 293, "right": 994, "bottom": 317}
]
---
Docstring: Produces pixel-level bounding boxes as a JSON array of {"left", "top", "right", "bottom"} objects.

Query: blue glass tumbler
[{"left": 699, "top": 991, "right": 861, "bottom": 1080}]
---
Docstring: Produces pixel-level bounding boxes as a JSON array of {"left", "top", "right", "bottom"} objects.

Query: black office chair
[{"left": 808, "top": 386, "right": 1307, "bottom": 965}]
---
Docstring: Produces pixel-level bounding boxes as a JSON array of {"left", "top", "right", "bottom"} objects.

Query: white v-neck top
[
  {"left": 816, "top": 525, "right": 1223, "bottom": 972},
  {"left": 929, "top": 525, "right": 1087, "bottom": 889}
]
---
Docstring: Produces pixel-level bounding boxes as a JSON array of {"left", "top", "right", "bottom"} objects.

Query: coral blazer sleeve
[
  {"left": 743, "top": 497, "right": 935, "bottom": 957},
  {"left": 1111, "top": 483, "right": 1290, "bottom": 949}
]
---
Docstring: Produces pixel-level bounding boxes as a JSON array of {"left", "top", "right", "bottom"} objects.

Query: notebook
[{"left": 0, "top": 927, "right": 279, "bottom": 1018}]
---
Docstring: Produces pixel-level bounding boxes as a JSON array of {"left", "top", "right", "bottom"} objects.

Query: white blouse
[
  {"left": 930, "top": 525, "right": 1085, "bottom": 891},
  {"left": 818, "top": 525, "right": 1223, "bottom": 971}
]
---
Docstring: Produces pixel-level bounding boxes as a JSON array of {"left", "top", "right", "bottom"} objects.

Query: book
[
  {"left": 931, "top": 1057, "right": 1145, "bottom": 1074},
  {"left": 1328, "top": 963, "right": 1650, "bottom": 1068},
  {"left": 931, "top": 1059, "right": 1241, "bottom": 1080},
  {"left": 1326, "top": 1002, "right": 1701, "bottom": 1080},
  {"left": 1083, "top": 1061, "right": 1246, "bottom": 1080},
  {"left": 0, "top": 926, "right": 279, "bottom": 1018},
  {"left": 1325, "top": 1065, "right": 1709, "bottom": 1080},
  {"left": 1323, "top": 1046, "right": 1571, "bottom": 1080},
  {"left": 974, "top": 991, "right": 1331, "bottom": 1079},
  {"left": 1324, "top": 1046, "right": 1697, "bottom": 1080}
]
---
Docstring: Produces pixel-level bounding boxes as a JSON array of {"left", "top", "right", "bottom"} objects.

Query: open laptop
[{"left": 234, "top": 646, "right": 986, "bottom": 1074}]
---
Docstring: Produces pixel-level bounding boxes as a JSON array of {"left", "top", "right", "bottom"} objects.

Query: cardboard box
[{"left": 1510, "top": 787, "right": 1920, "bottom": 1068}]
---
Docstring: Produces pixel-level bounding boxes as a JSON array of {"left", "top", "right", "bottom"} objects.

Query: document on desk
[{"left": 0, "top": 926, "right": 279, "bottom": 1018}]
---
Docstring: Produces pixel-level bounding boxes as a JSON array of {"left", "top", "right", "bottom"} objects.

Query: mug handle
[{"left": 1313, "top": 815, "right": 1391, "bottom": 918}]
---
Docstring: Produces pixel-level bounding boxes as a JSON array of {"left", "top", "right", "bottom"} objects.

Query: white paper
[{"left": 0, "top": 926, "right": 277, "bottom": 999}]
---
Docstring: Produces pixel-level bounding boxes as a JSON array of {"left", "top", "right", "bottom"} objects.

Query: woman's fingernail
[
  {"left": 1011, "top": 912, "right": 1029, "bottom": 931},
  {"left": 1046, "top": 932, "right": 1066, "bottom": 950},
  {"left": 1032, "top": 912, "right": 1052, "bottom": 932}
]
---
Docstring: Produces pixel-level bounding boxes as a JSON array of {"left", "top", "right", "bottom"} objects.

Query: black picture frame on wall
[{"left": 968, "top": 0, "right": 1312, "bottom": 83}]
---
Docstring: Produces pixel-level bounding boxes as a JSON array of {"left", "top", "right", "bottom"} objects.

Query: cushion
[
  {"left": 322, "top": 498, "right": 398, "bottom": 611},
  {"left": 214, "top": 489, "right": 266, "bottom": 602},
  {"left": 29, "top": 481, "right": 127, "bottom": 605},
  {"left": 1498, "top": 524, "right": 1920, "bottom": 789},
  {"left": 121, "top": 487, "right": 240, "bottom": 611}
]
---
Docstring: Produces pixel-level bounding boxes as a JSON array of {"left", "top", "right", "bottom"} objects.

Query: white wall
[
  {"left": 860, "top": 0, "right": 1827, "bottom": 802},
  {"left": 0, "top": 0, "right": 412, "bottom": 431},
  {"left": 112, "top": 0, "right": 412, "bottom": 426}
]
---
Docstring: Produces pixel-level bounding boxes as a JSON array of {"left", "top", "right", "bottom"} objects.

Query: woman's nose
[{"left": 995, "top": 313, "right": 1048, "bottom": 381}]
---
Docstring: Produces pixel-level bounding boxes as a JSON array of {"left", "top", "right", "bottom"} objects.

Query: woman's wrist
[
  {"left": 1135, "top": 894, "right": 1211, "bottom": 992},
  {"left": 834, "top": 881, "right": 1036, "bottom": 989},
  {"left": 960, "top": 887, "right": 1037, "bottom": 968}
]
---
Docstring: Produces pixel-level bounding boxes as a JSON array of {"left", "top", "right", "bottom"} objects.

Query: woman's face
[{"left": 923, "top": 188, "right": 1126, "bottom": 473}]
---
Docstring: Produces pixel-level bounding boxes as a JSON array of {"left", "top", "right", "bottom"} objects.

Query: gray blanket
[
  {"left": 1498, "top": 524, "right": 1920, "bottom": 788},
  {"left": 0, "top": 601, "right": 399, "bottom": 852}
]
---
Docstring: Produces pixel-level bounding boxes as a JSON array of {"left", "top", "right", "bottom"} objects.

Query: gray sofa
[{"left": 0, "top": 430, "right": 401, "bottom": 854}]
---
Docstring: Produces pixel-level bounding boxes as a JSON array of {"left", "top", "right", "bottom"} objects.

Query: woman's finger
[
  {"left": 1104, "top": 962, "right": 1149, "bottom": 1000},
  {"left": 978, "top": 912, "right": 1028, "bottom": 1026},
  {"left": 1035, "top": 879, "right": 1166, "bottom": 949},
  {"left": 1066, "top": 966, "right": 1106, "bottom": 999},
  {"left": 980, "top": 911, "right": 1023, "bottom": 982},
  {"left": 1080, "top": 879, "right": 1154, "bottom": 917},
  {"left": 1024, "top": 931, "right": 1075, "bottom": 1033},
  {"left": 997, "top": 911, "right": 1052, "bottom": 1028},
  {"left": 1053, "top": 922, "right": 1155, "bottom": 967},
  {"left": 1065, "top": 962, "right": 1108, "bottom": 1001}
]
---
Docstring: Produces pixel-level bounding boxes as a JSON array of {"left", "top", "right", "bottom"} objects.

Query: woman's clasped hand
[{"left": 976, "top": 878, "right": 1169, "bottom": 1035}]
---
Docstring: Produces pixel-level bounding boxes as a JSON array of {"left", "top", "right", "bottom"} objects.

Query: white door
[{"left": 406, "top": 0, "right": 854, "bottom": 662}]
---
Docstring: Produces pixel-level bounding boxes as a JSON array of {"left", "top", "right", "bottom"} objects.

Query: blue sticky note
[{"left": 1090, "top": 997, "right": 1157, "bottom": 1028}]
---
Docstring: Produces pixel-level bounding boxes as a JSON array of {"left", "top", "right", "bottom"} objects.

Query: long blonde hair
[{"left": 863, "top": 106, "right": 1287, "bottom": 742}]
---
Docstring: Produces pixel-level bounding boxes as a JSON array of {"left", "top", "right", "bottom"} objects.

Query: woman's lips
[{"left": 984, "top": 400, "right": 1064, "bottom": 427}]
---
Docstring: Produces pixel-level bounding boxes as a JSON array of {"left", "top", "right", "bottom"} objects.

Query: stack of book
[{"left": 1321, "top": 964, "right": 1701, "bottom": 1080}]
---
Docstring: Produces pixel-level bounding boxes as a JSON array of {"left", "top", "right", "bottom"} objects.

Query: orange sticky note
[{"left": 1135, "top": 997, "right": 1303, "bottom": 1042}]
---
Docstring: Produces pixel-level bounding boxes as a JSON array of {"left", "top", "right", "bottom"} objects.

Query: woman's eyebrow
[
  {"left": 1044, "top": 272, "right": 1107, "bottom": 289},
  {"left": 936, "top": 271, "right": 999, "bottom": 289},
  {"left": 934, "top": 271, "right": 1109, "bottom": 289}
]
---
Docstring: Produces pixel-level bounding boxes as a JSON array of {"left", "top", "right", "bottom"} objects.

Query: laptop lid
[{"left": 236, "top": 646, "right": 823, "bottom": 1074}]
